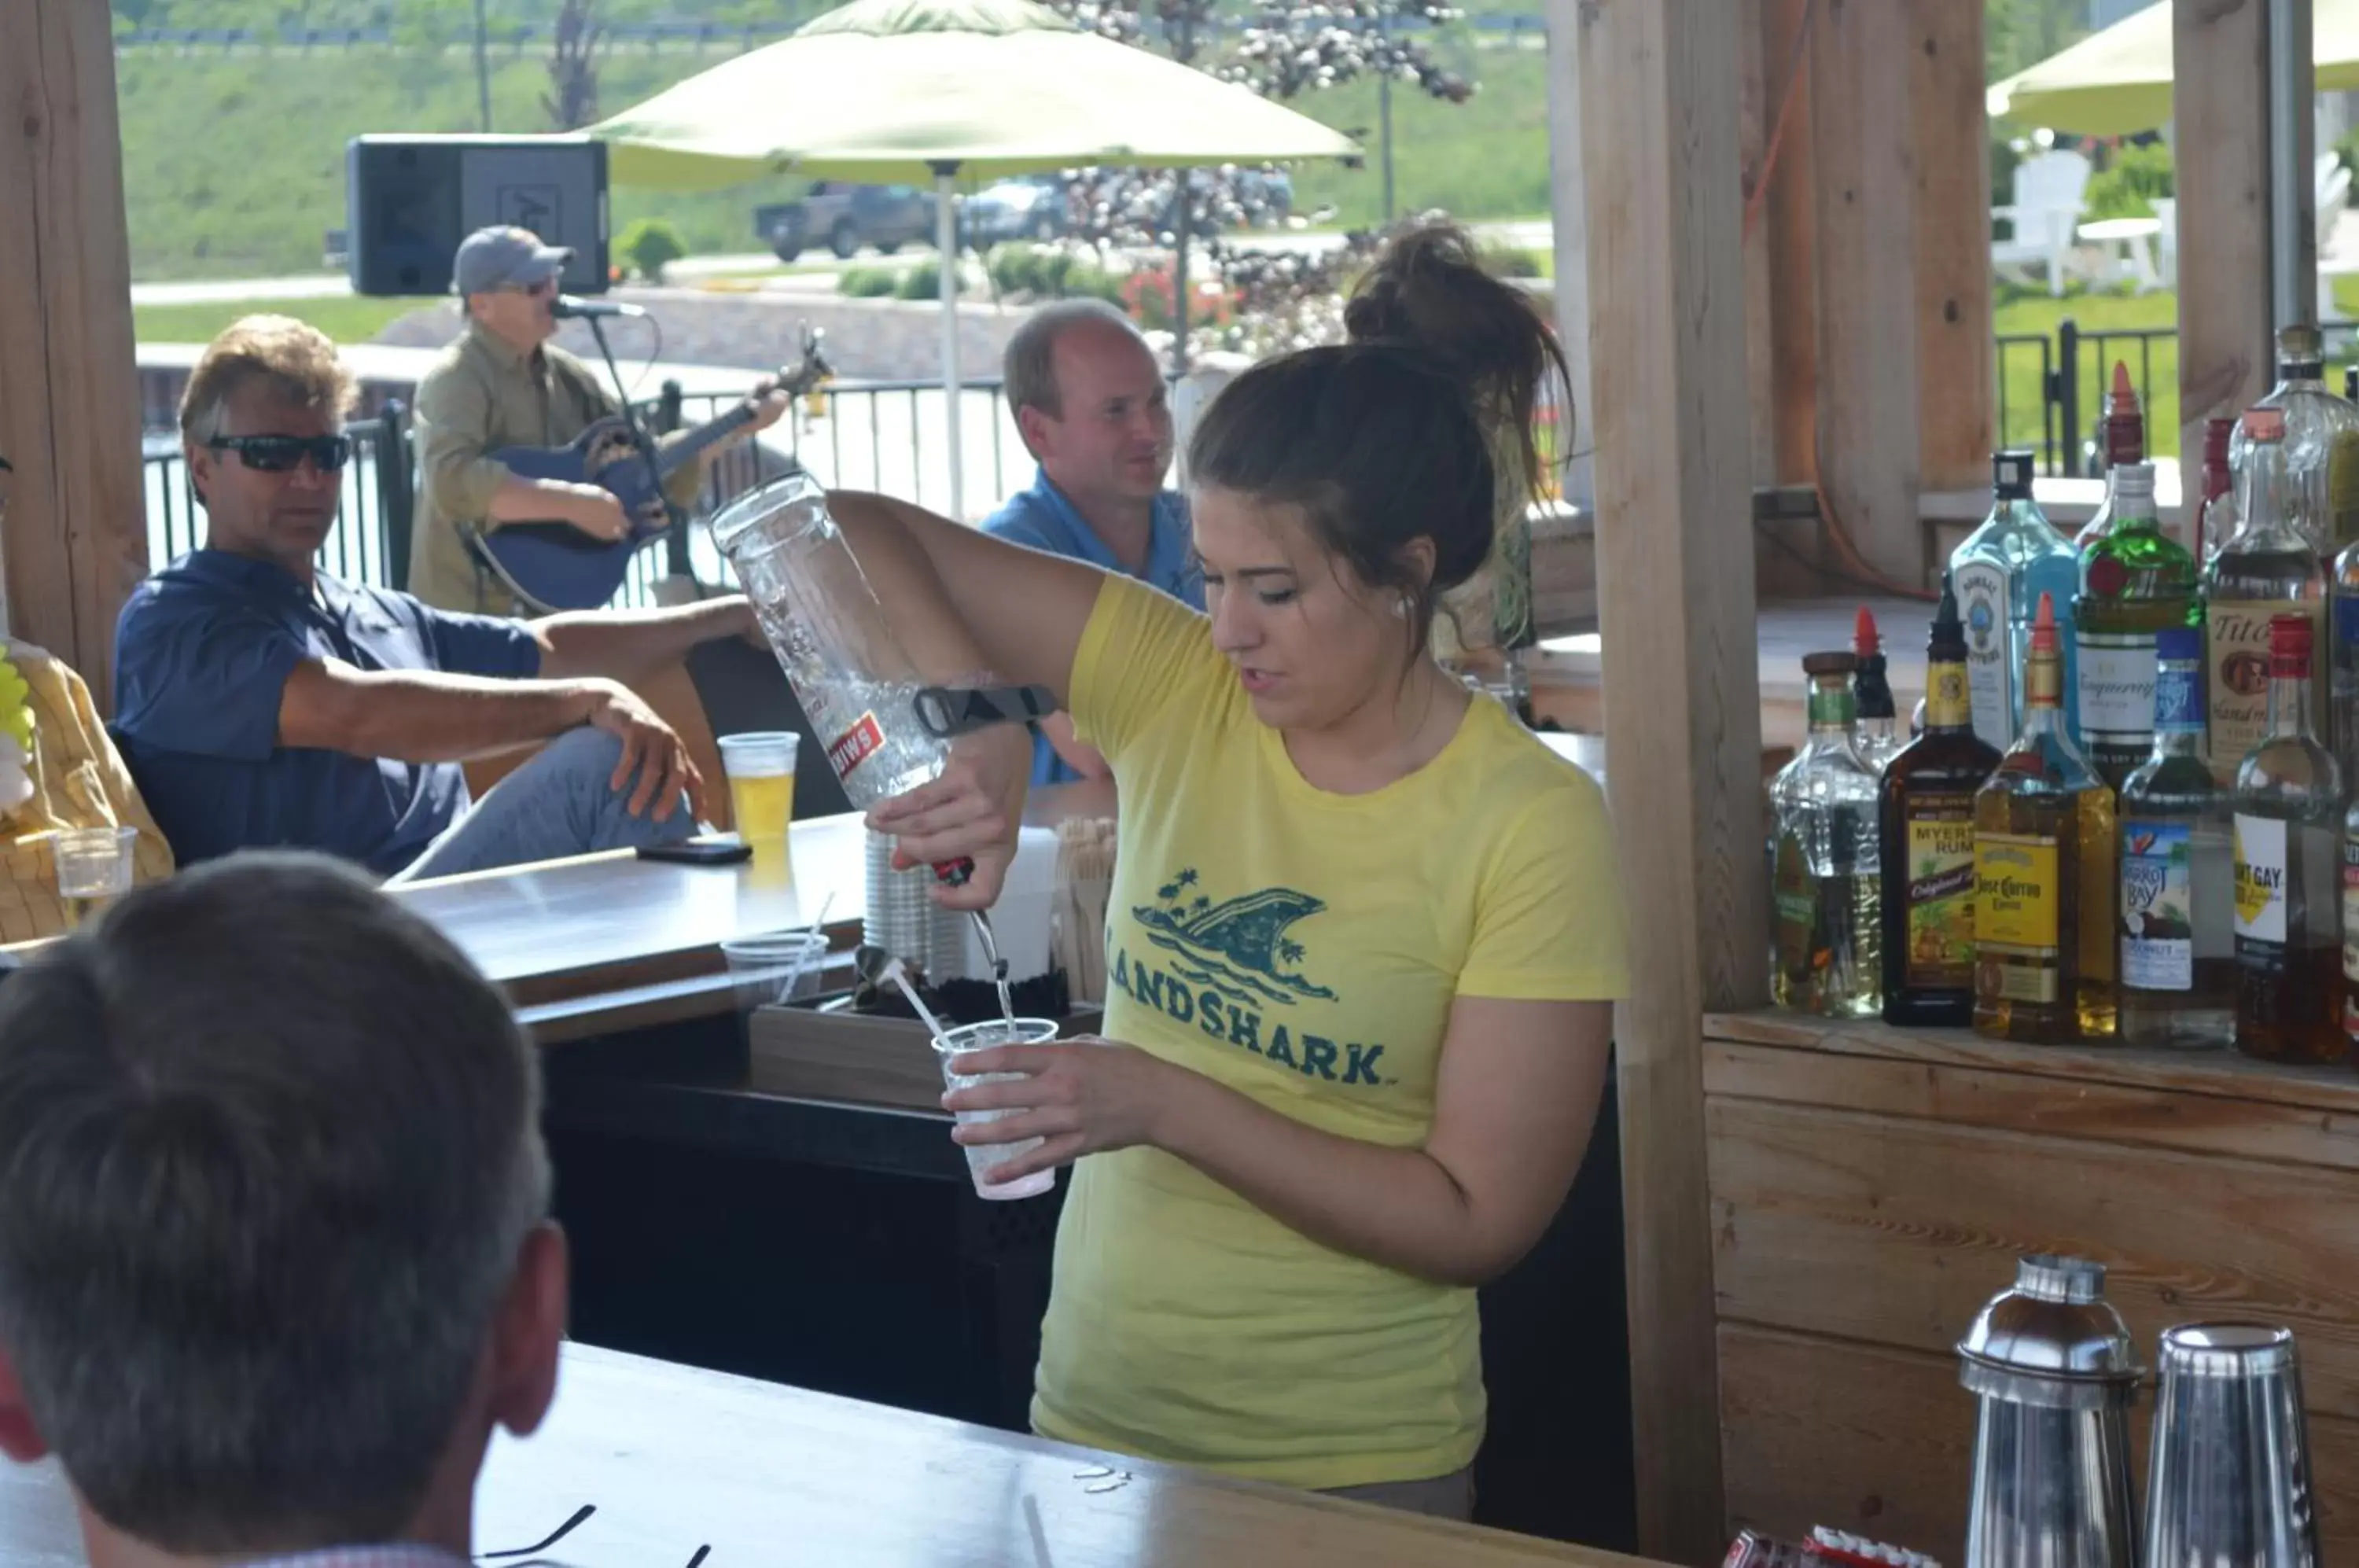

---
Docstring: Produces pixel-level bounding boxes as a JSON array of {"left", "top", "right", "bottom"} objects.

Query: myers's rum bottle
[
  {"left": 2118, "top": 627, "right": 2236, "bottom": 1049},
  {"left": 1768, "top": 652, "right": 1883, "bottom": 1018},
  {"left": 1882, "top": 575, "right": 2001, "bottom": 1026},
  {"left": 2205, "top": 407, "right": 2326, "bottom": 788},
  {"left": 2232, "top": 613, "right": 2348, "bottom": 1062},
  {"left": 1975, "top": 593, "right": 2118, "bottom": 1043}
]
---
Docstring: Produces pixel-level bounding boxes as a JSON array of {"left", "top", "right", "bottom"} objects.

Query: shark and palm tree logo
[{"left": 1132, "top": 867, "right": 1336, "bottom": 1009}]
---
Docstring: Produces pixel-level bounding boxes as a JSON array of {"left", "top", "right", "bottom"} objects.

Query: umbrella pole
[{"left": 934, "top": 161, "right": 964, "bottom": 519}]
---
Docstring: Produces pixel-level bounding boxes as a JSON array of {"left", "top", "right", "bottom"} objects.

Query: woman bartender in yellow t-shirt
[{"left": 834, "top": 221, "right": 1631, "bottom": 1519}]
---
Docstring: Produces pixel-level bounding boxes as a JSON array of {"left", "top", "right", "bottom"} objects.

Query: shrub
[
  {"left": 617, "top": 217, "right": 687, "bottom": 283},
  {"left": 1481, "top": 245, "right": 1544, "bottom": 279},
  {"left": 2083, "top": 139, "right": 2173, "bottom": 222},
  {"left": 837, "top": 267, "right": 899, "bottom": 297},
  {"left": 896, "top": 259, "right": 942, "bottom": 300}
]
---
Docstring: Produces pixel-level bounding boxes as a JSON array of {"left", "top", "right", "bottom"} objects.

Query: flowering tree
[{"left": 1034, "top": 0, "right": 1474, "bottom": 357}]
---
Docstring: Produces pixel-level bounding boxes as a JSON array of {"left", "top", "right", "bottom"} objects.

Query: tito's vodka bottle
[
  {"left": 2204, "top": 407, "right": 2327, "bottom": 788},
  {"left": 1952, "top": 449, "right": 2080, "bottom": 756},
  {"left": 1974, "top": 594, "right": 2118, "bottom": 1043}
]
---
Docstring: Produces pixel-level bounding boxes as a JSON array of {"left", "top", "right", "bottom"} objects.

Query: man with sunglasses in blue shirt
[{"left": 111, "top": 315, "right": 767, "bottom": 882}]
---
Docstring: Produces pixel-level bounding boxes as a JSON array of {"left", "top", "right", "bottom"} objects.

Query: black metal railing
[
  {"left": 138, "top": 377, "right": 1031, "bottom": 610},
  {"left": 1993, "top": 331, "right": 2055, "bottom": 473}
]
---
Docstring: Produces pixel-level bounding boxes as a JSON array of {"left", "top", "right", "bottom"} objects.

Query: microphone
[{"left": 550, "top": 295, "right": 648, "bottom": 320}]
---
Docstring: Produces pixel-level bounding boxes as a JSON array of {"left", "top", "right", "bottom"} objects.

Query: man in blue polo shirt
[
  {"left": 114, "top": 315, "right": 760, "bottom": 881},
  {"left": 983, "top": 300, "right": 1202, "bottom": 786}
]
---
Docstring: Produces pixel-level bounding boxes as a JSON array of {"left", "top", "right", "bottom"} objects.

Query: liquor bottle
[
  {"left": 1768, "top": 652, "right": 1883, "bottom": 1018},
  {"left": 2195, "top": 415, "right": 2237, "bottom": 568},
  {"left": 2070, "top": 362, "right": 2147, "bottom": 556},
  {"left": 1881, "top": 575, "right": 2002, "bottom": 1027},
  {"left": 2118, "top": 627, "right": 2236, "bottom": 1049},
  {"left": 1952, "top": 449, "right": 2080, "bottom": 755},
  {"left": 2074, "top": 462, "right": 2198, "bottom": 792},
  {"left": 1851, "top": 606, "right": 1901, "bottom": 774},
  {"left": 2231, "top": 613, "right": 2347, "bottom": 1063},
  {"left": 2232, "top": 322, "right": 2359, "bottom": 557},
  {"left": 2330, "top": 495, "right": 2359, "bottom": 786},
  {"left": 1974, "top": 593, "right": 2118, "bottom": 1043},
  {"left": 2203, "top": 407, "right": 2327, "bottom": 788}
]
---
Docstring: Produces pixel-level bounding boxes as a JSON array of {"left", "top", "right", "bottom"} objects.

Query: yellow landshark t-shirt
[{"left": 1031, "top": 574, "right": 1631, "bottom": 1490}]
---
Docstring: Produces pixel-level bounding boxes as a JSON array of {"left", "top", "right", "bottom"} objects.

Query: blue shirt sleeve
[
  {"left": 982, "top": 509, "right": 1059, "bottom": 554},
  {"left": 112, "top": 582, "right": 304, "bottom": 763},
  {"left": 406, "top": 596, "right": 543, "bottom": 679}
]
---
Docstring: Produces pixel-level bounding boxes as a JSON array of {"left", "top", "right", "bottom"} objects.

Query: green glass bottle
[{"left": 2074, "top": 460, "right": 2199, "bottom": 793}]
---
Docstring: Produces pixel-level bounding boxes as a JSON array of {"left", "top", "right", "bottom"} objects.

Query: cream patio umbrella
[
  {"left": 1987, "top": 0, "right": 2359, "bottom": 135},
  {"left": 590, "top": 0, "right": 1361, "bottom": 517}
]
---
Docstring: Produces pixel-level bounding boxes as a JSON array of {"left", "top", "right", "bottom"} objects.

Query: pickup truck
[{"left": 754, "top": 182, "right": 937, "bottom": 262}]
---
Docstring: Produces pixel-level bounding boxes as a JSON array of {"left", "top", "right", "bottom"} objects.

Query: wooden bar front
[{"left": 1702, "top": 1012, "right": 2359, "bottom": 1556}]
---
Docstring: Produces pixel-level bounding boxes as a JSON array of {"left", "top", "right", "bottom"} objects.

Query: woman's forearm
[{"left": 1146, "top": 1065, "right": 1511, "bottom": 1288}]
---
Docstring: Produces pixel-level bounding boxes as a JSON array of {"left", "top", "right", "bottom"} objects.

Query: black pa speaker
[{"left": 345, "top": 134, "right": 611, "bottom": 297}]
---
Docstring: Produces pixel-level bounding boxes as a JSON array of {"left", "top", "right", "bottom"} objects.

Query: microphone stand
[{"left": 577, "top": 307, "right": 690, "bottom": 575}]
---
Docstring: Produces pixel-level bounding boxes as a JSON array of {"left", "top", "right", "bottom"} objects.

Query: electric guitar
[{"left": 465, "top": 327, "right": 833, "bottom": 613}]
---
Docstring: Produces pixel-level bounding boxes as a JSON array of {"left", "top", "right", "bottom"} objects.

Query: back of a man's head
[{"left": 0, "top": 852, "right": 552, "bottom": 1555}]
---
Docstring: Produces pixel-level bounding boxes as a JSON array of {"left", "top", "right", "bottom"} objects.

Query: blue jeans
[{"left": 388, "top": 726, "right": 694, "bottom": 884}]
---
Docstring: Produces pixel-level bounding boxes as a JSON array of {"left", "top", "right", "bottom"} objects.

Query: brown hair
[
  {"left": 0, "top": 852, "right": 548, "bottom": 1553},
  {"left": 1184, "top": 221, "right": 1568, "bottom": 648},
  {"left": 178, "top": 315, "right": 357, "bottom": 446}
]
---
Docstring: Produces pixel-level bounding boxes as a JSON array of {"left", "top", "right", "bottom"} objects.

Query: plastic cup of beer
[
  {"left": 936, "top": 1017, "right": 1062, "bottom": 1202},
  {"left": 53, "top": 826, "right": 137, "bottom": 929},
  {"left": 717, "top": 731, "right": 799, "bottom": 879}
]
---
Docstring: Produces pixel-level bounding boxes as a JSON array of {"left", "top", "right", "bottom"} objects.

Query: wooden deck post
[
  {"left": 0, "top": 0, "right": 149, "bottom": 700},
  {"left": 2174, "top": 0, "right": 2273, "bottom": 536},
  {"left": 1909, "top": 0, "right": 1995, "bottom": 501},
  {"left": 1579, "top": 1, "right": 1763, "bottom": 1558}
]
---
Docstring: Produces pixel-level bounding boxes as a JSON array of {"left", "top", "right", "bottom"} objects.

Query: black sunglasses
[{"left": 206, "top": 434, "right": 354, "bottom": 473}]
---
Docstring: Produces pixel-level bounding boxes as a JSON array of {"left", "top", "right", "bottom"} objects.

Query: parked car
[
  {"left": 963, "top": 175, "right": 1070, "bottom": 245},
  {"left": 754, "top": 182, "right": 937, "bottom": 262},
  {"left": 964, "top": 169, "right": 1297, "bottom": 248}
]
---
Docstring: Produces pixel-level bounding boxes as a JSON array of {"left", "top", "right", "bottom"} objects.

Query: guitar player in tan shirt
[{"left": 409, "top": 226, "right": 790, "bottom": 615}]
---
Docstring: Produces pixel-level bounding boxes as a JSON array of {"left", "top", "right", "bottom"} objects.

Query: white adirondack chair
[{"left": 1993, "top": 149, "right": 2093, "bottom": 296}]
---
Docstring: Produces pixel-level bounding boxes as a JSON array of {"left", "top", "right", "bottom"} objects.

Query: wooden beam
[
  {"left": 2175, "top": 0, "right": 2273, "bottom": 543},
  {"left": 1809, "top": 0, "right": 1921, "bottom": 585},
  {"left": 1761, "top": 0, "right": 1819, "bottom": 491},
  {"left": 1740, "top": 0, "right": 1776, "bottom": 492},
  {"left": 1578, "top": 0, "right": 1761, "bottom": 1558},
  {"left": 0, "top": 0, "right": 147, "bottom": 702},
  {"left": 1545, "top": 0, "right": 1596, "bottom": 509},
  {"left": 1908, "top": 0, "right": 1994, "bottom": 496}
]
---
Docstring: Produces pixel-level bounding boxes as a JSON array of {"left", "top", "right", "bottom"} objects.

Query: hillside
[{"left": 114, "top": 29, "right": 1548, "bottom": 280}]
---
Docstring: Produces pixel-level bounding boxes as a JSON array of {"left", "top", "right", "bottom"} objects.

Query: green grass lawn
[
  {"left": 117, "top": 35, "right": 1549, "bottom": 282},
  {"left": 131, "top": 294, "right": 432, "bottom": 345}
]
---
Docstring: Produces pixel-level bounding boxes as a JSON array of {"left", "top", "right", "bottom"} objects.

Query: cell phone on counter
[{"left": 636, "top": 836, "right": 755, "bottom": 867}]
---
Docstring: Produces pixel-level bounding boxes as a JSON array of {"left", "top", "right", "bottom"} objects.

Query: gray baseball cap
[{"left": 452, "top": 225, "right": 574, "bottom": 296}]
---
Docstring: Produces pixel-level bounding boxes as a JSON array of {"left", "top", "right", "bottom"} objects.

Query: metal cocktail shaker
[
  {"left": 1956, "top": 1255, "right": 2143, "bottom": 1568},
  {"left": 2143, "top": 1323, "right": 2320, "bottom": 1568}
]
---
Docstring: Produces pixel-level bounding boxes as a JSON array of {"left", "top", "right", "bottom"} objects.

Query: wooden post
[
  {"left": 0, "top": 0, "right": 148, "bottom": 701},
  {"left": 2175, "top": 0, "right": 2273, "bottom": 538},
  {"left": 1544, "top": 1, "right": 1595, "bottom": 509},
  {"left": 1908, "top": 0, "right": 1995, "bottom": 499},
  {"left": 1809, "top": 0, "right": 1921, "bottom": 586},
  {"left": 1580, "top": 0, "right": 1761, "bottom": 1558},
  {"left": 1761, "top": 0, "right": 1819, "bottom": 491}
]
